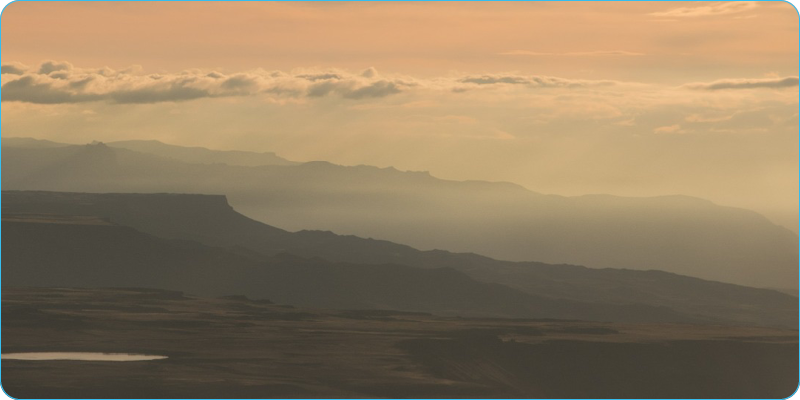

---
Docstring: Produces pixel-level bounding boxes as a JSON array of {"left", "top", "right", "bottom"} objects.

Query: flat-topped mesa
[
  {"left": 1, "top": 190, "right": 285, "bottom": 247},
  {"left": 3, "top": 190, "right": 233, "bottom": 213},
  {"left": 3, "top": 190, "right": 797, "bottom": 328},
  {"left": 2, "top": 191, "right": 237, "bottom": 237},
  {"left": 1, "top": 213, "right": 114, "bottom": 226}
]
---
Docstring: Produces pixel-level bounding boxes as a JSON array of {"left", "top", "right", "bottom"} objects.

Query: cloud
[
  {"left": 1, "top": 76, "right": 103, "bottom": 104},
  {"left": 500, "top": 50, "right": 645, "bottom": 56},
  {"left": 1, "top": 63, "right": 27, "bottom": 75},
  {"left": 361, "top": 67, "right": 379, "bottom": 78},
  {"left": 343, "top": 80, "right": 402, "bottom": 99},
  {"left": 1, "top": 61, "right": 417, "bottom": 104},
  {"left": 109, "top": 85, "right": 210, "bottom": 104},
  {"left": 459, "top": 74, "right": 617, "bottom": 88},
  {"left": 650, "top": 1, "right": 757, "bottom": 18},
  {"left": 220, "top": 74, "right": 260, "bottom": 92},
  {"left": 461, "top": 75, "right": 530, "bottom": 85},
  {"left": 17, "top": 61, "right": 786, "bottom": 107},
  {"left": 685, "top": 76, "right": 799, "bottom": 90},
  {"left": 2, "top": 68, "right": 259, "bottom": 104},
  {"left": 4, "top": 61, "right": 626, "bottom": 105},
  {"left": 38, "top": 60, "right": 73, "bottom": 75},
  {"left": 307, "top": 78, "right": 404, "bottom": 99},
  {"left": 297, "top": 73, "right": 343, "bottom": 81}
]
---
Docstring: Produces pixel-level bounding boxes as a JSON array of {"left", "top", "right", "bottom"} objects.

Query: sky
[{"left": 1, "top": 1, "right": 798, "bottom": 230}]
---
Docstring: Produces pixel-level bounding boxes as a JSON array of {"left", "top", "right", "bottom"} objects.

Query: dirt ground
[{"left": 2, "top": 287, "right": 797, "bottom": 398}]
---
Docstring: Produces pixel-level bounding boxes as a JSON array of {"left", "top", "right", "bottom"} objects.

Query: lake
[{"left": 2, "top": 352, "right": 167, "bottom": 361}]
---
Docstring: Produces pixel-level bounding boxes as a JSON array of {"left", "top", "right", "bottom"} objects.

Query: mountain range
[
  {"left": 2, "top": 137, "right": 797, "bottom": 290},
  {"left": 3, "top": 190, "right": 796, "bottom": 328}
]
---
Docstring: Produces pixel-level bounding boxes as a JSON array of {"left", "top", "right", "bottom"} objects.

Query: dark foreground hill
[
  {"left": 4, "top": 214, "right": 709, "bottom": 323},
  {"left": 3, "top": 287, "right": 797, "bottom": 398},
  {"left": 3, "top": 190, "right": 797, "bottom": 328},
  {"left": 2, "top": 140, "right": 797, "bottom": 289}
]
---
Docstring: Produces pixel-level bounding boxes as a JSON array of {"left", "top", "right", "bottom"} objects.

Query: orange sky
[
  {"left": 2, "top": 2, "right": 797, "bottom": 81},
  {"left": 1, "top": 1, "right": 798, "bottom": 230}
]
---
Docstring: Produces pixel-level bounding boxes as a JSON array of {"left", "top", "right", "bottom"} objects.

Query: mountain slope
[
  {"left": 107, "top": 139, "right": 299, "bottom": 166},
  {"left": 4, "top": 190, "right": 796, "bottom": 328},
  {"left": 1, "top": 137, "right": 72, "bottom": 148},
  {"left": 2, "top": 142, "right": 797, "bottom": 289},
  {"left": 2, "top": 215, "right": 706, "bottom": 324}
]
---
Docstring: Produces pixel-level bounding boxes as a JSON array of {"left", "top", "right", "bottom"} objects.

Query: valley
[{"left": 3, "top": 287, "right": 797, "bottom": 399}]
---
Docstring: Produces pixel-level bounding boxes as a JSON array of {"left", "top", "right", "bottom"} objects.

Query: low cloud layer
[
  {"left": 1, "top": 62, "right": 418, "bottom": 104},
  {"left": 1, "top": 63, "right": 27, "bottom": 75},
  {"left": 38, "top": 61, "right": 73, "bottom": 75},
  {"left": 2, "top": 61, "right": 797, "bottom": 105},
  {"left": 457, "top": 74, "right": 617, "bottom": 89},
  {"left": 686, "top": 76, "right": 799, "bottom": 91},
  {"left": 2, "top": 61, "right": 628, "bottom": 105}
]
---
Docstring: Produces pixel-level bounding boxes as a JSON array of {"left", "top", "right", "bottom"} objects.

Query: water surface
[{"left": 2, "top": 352, "right": 167, "bottom": 361}]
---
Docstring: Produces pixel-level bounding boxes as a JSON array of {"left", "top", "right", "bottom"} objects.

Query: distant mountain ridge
[
  {"left": 4, "top": 212, "right": 712, "bottom": 324},
  {"left": 107, "top": 139, "right": 299, "bottom": 167},
  {"left": 2, "top": 139, "right": 797, "bottom": 290},
  {"left": 4, "top": 190, "right": 796, "bottom": 328},
  {"left": 1, "top": 137, "right": 298, "bottom": 167},
  {"left": 1, "top": 137, "right": 72, "bottom": 148}
]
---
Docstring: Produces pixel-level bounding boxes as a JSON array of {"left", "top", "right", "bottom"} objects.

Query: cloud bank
[
  {"left": 457, "top": 74, "right": 618, "bottom": 89},
  {"left": 1, "top": 61, "right": 417, "bottom": 104},
  {"left": 1, "top": 63, "right": 27, "bottom": 75},
  {"left": 2, "top": 61, "right": 629, "bottom": 105},
  {"left": 686, "top": 76, "right": 799, "bottom": 91},
  {"left": 2, "top": 61, "right": 797, "bottom": 105}
]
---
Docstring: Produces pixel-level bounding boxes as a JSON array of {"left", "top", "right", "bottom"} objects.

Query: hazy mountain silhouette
[
  {"left": 2, "top": 140, "right": 797, "bottom": 290},
  {"left": 106, "top": 139, "right": 299, "bottom": 166},
  {"left": 4, "top": 213, "right": 715, "bottom": 324},
  {"left": 1, "top": 137, "right": 71, "bottom": 148},
  {"left": 4, "top": 190, "right": 796, "bottom": 328},
  {"left": 1, "top": 137, "right": 298, "bottom": 167}
]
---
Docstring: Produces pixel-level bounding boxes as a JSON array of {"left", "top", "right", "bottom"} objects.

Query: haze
[
  {"left": 2, "top": 3, "right": 799, "bottom": 398},
  {"left": 1, "top": 1, "right": 798, "bottom": 230}
]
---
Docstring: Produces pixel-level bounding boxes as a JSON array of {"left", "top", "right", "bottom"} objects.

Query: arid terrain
[
  {"left": 2, "top": 2, "right": 799, "bottom": 399},
  {"left": 2, "top": 191, "right": 798, "bottom": 398},
  {"left": 2, "top": 287, "right": 797, "bottom": 399}
]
